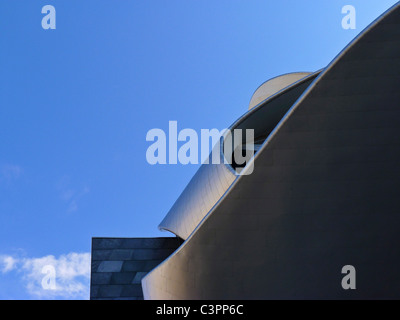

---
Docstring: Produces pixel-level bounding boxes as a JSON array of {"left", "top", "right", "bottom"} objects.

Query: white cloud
[
  {"left": 0, "top": 252, "right": 91, "bottom": 300},
  {"left": 0, "top": 255, "right": 18, "bottom": 273}
]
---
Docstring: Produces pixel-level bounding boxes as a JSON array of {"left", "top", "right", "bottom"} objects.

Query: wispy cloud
[
  {"left": 0, "top": 252, "right": 91, "bottom": 300},
  {"left": 66, "top": 187, "right": 90, "bottom": 213},
  {"left": 56, "top": 176, "right": 90, "bottom": 213},
  {"left": 0, "top": 164, "right": 22, "bottom": 182}
]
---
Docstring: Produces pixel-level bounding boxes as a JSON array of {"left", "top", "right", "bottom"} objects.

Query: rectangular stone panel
[{"left": 90, "top": 237, "right": 181, "bottom": 300}]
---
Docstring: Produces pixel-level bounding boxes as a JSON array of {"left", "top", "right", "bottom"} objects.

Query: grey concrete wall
[{"left": 90, "top": 237, "right": 182, "bottom": 300}]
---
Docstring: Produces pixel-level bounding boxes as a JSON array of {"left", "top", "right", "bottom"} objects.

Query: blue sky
[{"left": 0, "top": 0, "right": 398, "bottom": 299}]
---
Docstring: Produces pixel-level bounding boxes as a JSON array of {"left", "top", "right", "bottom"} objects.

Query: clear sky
[{"left": 0, "top": 0, "right": 398, "bottom": 299}]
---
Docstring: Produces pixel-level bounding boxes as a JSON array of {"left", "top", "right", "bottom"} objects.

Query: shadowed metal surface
[
  {"left": 159, "top": 72, "right": 320, "bottom": 240},
  {"left": 145, "top": 2, "right": 400, "bottom": 299},
  {"left": 228, "top": 72, "right": 320, "bottom": 147}
]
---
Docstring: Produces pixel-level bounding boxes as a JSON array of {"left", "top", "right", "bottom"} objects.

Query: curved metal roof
[
  {"left": 248, "top": 72, "right": 312, "bottom": 110},
  {"left": 144, "top": 2, "right": 400, "bottom": 299},
  {"left": 158, "top": 71, "right": 320, "bottom": 240}
]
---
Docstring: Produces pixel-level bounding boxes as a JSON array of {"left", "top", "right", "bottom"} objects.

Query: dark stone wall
[{"left": 90, "top": 237, "right": 182, "bottom": 300}]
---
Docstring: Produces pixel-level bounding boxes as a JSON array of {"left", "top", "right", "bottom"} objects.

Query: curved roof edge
[
  {"left": 248, "top": 72, "right": 312, "bottom": 110},
  {"left": 158, "top": 71, "right": 320, "bottom": 240},
  {"left": 143, "top": 1, "right": 400, "bottom": 299}
]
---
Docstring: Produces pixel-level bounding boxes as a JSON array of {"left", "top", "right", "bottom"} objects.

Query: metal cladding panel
[
  {"left": 159, "top": 73, "right": 320, "bottom": 240},
  {"left": 158, "top": 145, "right": 237, "bottom": 240},
  {"left": 248, "top": 72, "right": 312, "bottom": 110},
  {"left": 143, "top": 2, "right": 400, "bottom": 299}
]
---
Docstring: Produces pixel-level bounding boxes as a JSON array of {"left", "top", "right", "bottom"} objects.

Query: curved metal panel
[
  {"left": 248, "top": 72, "right": 312, "bottom": 110},
  {"left": 144, "top": 2, "right": 400, "bottom": 299},
  {"left": 158, "top": 146, "right": 236, "bottom": 240},
  {"left": 159, "top": 73, "right": 319, "bottom": 240}
]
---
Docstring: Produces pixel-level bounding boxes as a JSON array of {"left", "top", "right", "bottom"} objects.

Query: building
[{"left": 91, "top": 2, "right": 400, "bottom": 299}]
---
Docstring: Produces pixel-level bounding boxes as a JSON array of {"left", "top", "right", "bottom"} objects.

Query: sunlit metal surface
[
  {"left": 158, "top": 146, "right": 236, "bottom": 240},
  {"left": 145, "top": 2, "right": 400, "bottom": 299},
  {"left": 159, "top": 73, "right": 319, "bottom": 240},
  {"left": 248, "top": 72, "right": 312, "bottom": 110}
]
